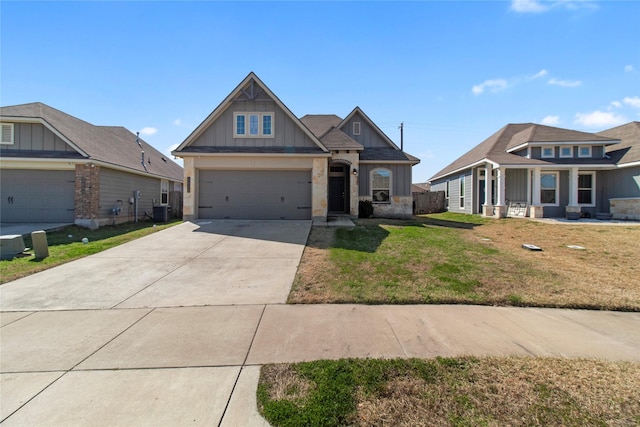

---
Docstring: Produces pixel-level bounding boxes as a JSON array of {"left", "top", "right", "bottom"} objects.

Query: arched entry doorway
[{"left": 328, "top": 161, "right": 350, "bottom": 214}]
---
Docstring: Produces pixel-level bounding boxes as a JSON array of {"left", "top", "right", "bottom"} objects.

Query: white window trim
[
  {"left": 540, "top": 172, "right": 559, "bottom": 206},
  {"left": 371, "top": 167, "right": 392, "bottom": 204},
  {"left": 459, "top": 174, "right": 465, "bottom": 209},
  {"left": 160, "top": 179, "right": 169, "bottom": 205},
  {"left": 233, "top": 112, "right": 274, "bottom": 138},
  {"left": 578, "top": 172, "right": 596, "bottom": 207},
  {"left": 353, "top": 121, "right": 361, "bottom": 135},
  {"left": 541, "top": 146, "right": 555, "bottom": 158},
  {"left": 559, "top": 146, "right": 573, "bottom": 158},
  {"left": 578, "top": 146, "right": 592, "bottom": 158},
  {"left": 1, "top": 123, "right": 15, "bottom": 145}
]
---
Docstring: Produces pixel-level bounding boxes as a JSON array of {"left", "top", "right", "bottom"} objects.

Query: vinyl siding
[
  {"left": 0, "top": 122, "right": 75, "bottom": 152},
  {"left": 442, "top": 172, "right": 472, "bottom": 214},
  {"left": 342, "top": 112, "right": 390, "bottom": 148},
  {"left": 99, "top": 168, "right": 162, "bottom": 220},
  {"left": 505, "top": 169, "right": 528, "bottom": 202},
  {"left": 597, "top": 166, "right": 640, "bottom": 212},
  {"left": 190, "top": 100, "right": 318, "bottom": 149},
  {"left": 358, "top": 163, "right": 412, "bottom": 197}
]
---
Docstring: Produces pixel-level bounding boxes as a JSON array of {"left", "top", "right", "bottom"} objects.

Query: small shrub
[{"left": 359, "top": 200, "right": 374, "bottom": 218}]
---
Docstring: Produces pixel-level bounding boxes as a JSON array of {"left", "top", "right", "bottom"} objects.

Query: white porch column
[
  {"left": 494, "top": 167, "right": 507, "bottom": 218},
  {"left": 482, "top": 164, "right": 493, "bottom": 217},
  {"left": 566, "top": 167, "right": 581, "bottom": 218},
  {"left": 530, "top": 167, "right": 543, "bottom": 218}
]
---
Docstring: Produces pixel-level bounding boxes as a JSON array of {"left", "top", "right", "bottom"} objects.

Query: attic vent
[
  {"left": 353, "top": 121, "right": 361, "bottom": 136},
  {"left": 1, "top": 123, "right": 14, "bottom": 145}
]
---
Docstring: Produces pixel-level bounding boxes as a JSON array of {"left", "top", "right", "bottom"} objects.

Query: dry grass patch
[
  {"left": 290, "top": 214, "right": 640, "bottom": 310},
  {"left": 258, "top": 357, "right": 640, "bottom": 427}
]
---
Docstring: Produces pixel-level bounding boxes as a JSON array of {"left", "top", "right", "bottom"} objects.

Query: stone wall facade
[{"left": 610, "top": 197, "right": 640, "bottom": 221}]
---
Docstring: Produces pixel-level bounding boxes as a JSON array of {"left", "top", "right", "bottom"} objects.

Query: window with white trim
[
  {"left": 371, "top": 168, "right": 391, "bottom": 203},
  {"left": 233, "top": 112, "right": 274, "bottom": 138},
  {"left": 540, "top": 172, "right": 559, "bottom": 205},
  {"left": 459, "top": 175, "right": 465, "bottom": 209},
  {"left": 541, "top": 147, "right": 554, "bottom": 158},
  {"left": 560, "top": 146, "right": 573, "bottom": 158},
  {"left": 161, "top": 180, "right": 169, "bottom": 205},
  {"left": 578, "top": 172, "right": 595, "bottom": 205},
  {"left": 445, "top": 180, "right": 450, "bottom": 208},
  {"left": 353, "top": 121, "right": 361, "bottom": 135},
  {"left": 1, "top": 123, "right": 14, "bottom": 145},
  {"left": 578, "top": 146, "right": 591, "bottom": 158}
]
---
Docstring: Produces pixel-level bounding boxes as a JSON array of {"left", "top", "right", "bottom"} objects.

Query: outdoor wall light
[{"left": 352, "top": 168, "right": 358, "bottom": 176}]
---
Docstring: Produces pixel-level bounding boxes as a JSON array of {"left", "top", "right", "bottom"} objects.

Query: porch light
[{"left": 352, "top": 168, "right": 358, "bottom": 176}]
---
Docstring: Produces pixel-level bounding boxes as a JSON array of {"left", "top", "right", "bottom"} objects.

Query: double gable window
[
  {"left": 371, "top": 168, "right": 391, "bottom": 203},
  {"left": 234, "top": 112, "right": 274, "bottom": 138}
]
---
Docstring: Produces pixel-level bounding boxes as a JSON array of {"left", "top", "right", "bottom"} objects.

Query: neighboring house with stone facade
[
  {"left": 429, "top": 122, "right": 640, "bottom": 220},
  {"left": 0, "top": 102, "right": 183, "bottom": 229},
  {"left": 172, "top": 72, "right": 419, "bottom": 221}
]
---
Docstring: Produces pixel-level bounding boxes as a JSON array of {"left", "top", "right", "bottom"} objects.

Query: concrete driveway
[
  {"left": 2, "top": 219, "right": 639, "bottom": 426},
  {"left": 0, "top": 220, "right": 311, "bottom": 311}
]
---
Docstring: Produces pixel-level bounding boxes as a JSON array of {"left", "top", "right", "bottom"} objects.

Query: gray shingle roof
[
  {"left": 598, "top": 121, "right": 640, "bottom": 165},
  {"left": 360, "top": 147, "right": 419, "bottom": 162},
  {"left": 319, "top": 127, "right": 363, "bottom": 150},
  {"left": 300, "top": 114, "right": 343, "bottom": 138},
  {"left": 0, "top": 102, "right": 183, "bottom": 181},
  {"left": 178, "top": 146, "right": 327, "bottom": 154},
  {"left": 430, "top": 123, "right": 620, "bottom": 181}
]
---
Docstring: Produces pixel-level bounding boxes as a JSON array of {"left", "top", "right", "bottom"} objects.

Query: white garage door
[
  {"left": 198, "top": 170, "right": 312, "bottom": 220},
  {"left": 1, "top": 169, "right": 75, "bottom": 222}
]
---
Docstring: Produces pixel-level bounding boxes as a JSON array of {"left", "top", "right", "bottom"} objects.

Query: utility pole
[{"left": 399, "top": 122, "right": 404, "bottom": 151}]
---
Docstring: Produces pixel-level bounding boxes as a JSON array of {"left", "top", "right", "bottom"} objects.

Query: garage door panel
[
  {"left": 198, "top": 170, "right": 311, "bottom": 220},
  {"left": 0, "top": 170, "right": 75, "bottom": 223}
]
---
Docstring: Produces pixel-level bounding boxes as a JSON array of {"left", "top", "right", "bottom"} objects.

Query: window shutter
[{"left": 1, "top": 123, "right": 14, "bottom": 144}]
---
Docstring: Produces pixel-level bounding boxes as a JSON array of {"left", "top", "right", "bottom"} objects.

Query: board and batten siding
[
  {"left": 342, "top": 112, "right": 391, "bottom": 148},
  {"left": 0, "top": 122, "right": 75, "bottom": 153},
  {"left": 597, "top": 166, "right": 640, "bottom": 212},
  {"left": 434, "top": 172, "right": 472, "bottom": 214},
  {"left": 99, "top": 168, "right": 162, "bottom": 220},
  {"left": 190, "top": 100, "right": 318, "bottom": 149},
  {"left": 505, "top": 169, "right": 528, "bottom": 202},
  {"left": 358, "top": 163, "right": 412, "bottom": 197}
]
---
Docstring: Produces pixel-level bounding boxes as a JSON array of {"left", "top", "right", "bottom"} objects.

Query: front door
[{"left": 328, "top": 164, "right": 348, "bottom": 213}]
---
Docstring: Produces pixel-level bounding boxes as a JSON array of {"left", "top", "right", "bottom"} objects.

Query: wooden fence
[{"left": 413, "top": 191, "right": 446, "bottom": 214}]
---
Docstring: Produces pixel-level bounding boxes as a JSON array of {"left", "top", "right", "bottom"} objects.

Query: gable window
[
  {"left": 371, "top": 168, "right": 391, "bottom": 203},
  {"left": 578, "top": 146, "right": 592, "bottom": 158},
  {"left": 161, "top": 180, "right": 169, "bottom": 205},
  {"left": 353, "top": 121, "right": 361, "bottom": 135},
  {"left": 578, "top": 173, "right": 595, "bottom": 205},
  {"left": 560, "top": 146, "right": 573, "bottom": 158},
  {"left": 459, "top": 175, "right": 465, "bottom": 209},
  {"left": 540, "top": 172, "right": 558, "bottom": 205},
  {"left": 541, "top": 147, "right": 554, "bottom": 158},
  {"left": 1, "top": 123, "right": 14, "bottom": 145},
  {"left": 234, "top": 112, "right": 274, "bottom": 138}
]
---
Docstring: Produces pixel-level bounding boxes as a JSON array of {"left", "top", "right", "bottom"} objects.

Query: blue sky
[{"left": 2, "top": 0, "right": 639, "bottom": 182}]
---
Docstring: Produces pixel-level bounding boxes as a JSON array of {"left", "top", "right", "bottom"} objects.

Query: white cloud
[
  {"left": 625, "top": 65, "right": 634, "bottom": 72},
  {"left": 623, "top": 96, "right": 640, "bottom": 109},
  {"left": 173, "top": 118, "right": 182, "bottom": 126},
  {"left": 472, "top": 79, "right": 508, "bottom": 95},
  {"left": 574, "top": 110, "right": 627, "bottom": 128},
  {"left": 548, "top": 78, "right": 582, "bottom": 87},
  {"left": 532, "top": 69, "right": 548, "bottom": 79},
  {"left": 609, "top": 100, "right": 622, "bottom": 109},
  {"left": 139, "top": 127, "right": 157, "bottom": 135},
  {"left": 541, "top": 115, "right": 560, "bottom": 125},
  {"left": 511, "top": 0, "right": 548, "bottom": 13}
]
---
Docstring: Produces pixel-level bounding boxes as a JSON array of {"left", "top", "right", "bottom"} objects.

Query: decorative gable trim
[{"left": 174, "top": 72, "right": 329, "bottom": 153}]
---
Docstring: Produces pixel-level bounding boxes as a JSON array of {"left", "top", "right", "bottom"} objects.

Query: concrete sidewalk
[
  {"left": 2, "top": 304, "right": 639, "bottom": 425},
  {"left": 1, "top": 220, "right": 639, "bottom": 425}
]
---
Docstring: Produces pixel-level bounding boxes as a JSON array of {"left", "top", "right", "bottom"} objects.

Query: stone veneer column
[
  {"left": 74, "top": 163, "right": 100, "bottom": 228},
  {"left": 312, "top": 158, "right": 328, "bottom": 221},
  {"left": 182, "top": 157, "right": 196, "bottom": 221}
]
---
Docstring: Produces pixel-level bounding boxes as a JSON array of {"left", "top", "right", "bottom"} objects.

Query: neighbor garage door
[
  {"left": 0, "top": 169, "right": 75, "bottom": 222},
  {"left": 198, "top": 170, "right": 312, "bottom": 219}
]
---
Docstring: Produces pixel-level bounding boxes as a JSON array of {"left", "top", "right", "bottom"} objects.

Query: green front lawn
[{"left": 0, "top": 220, "right": 181, "bottom": 284}]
